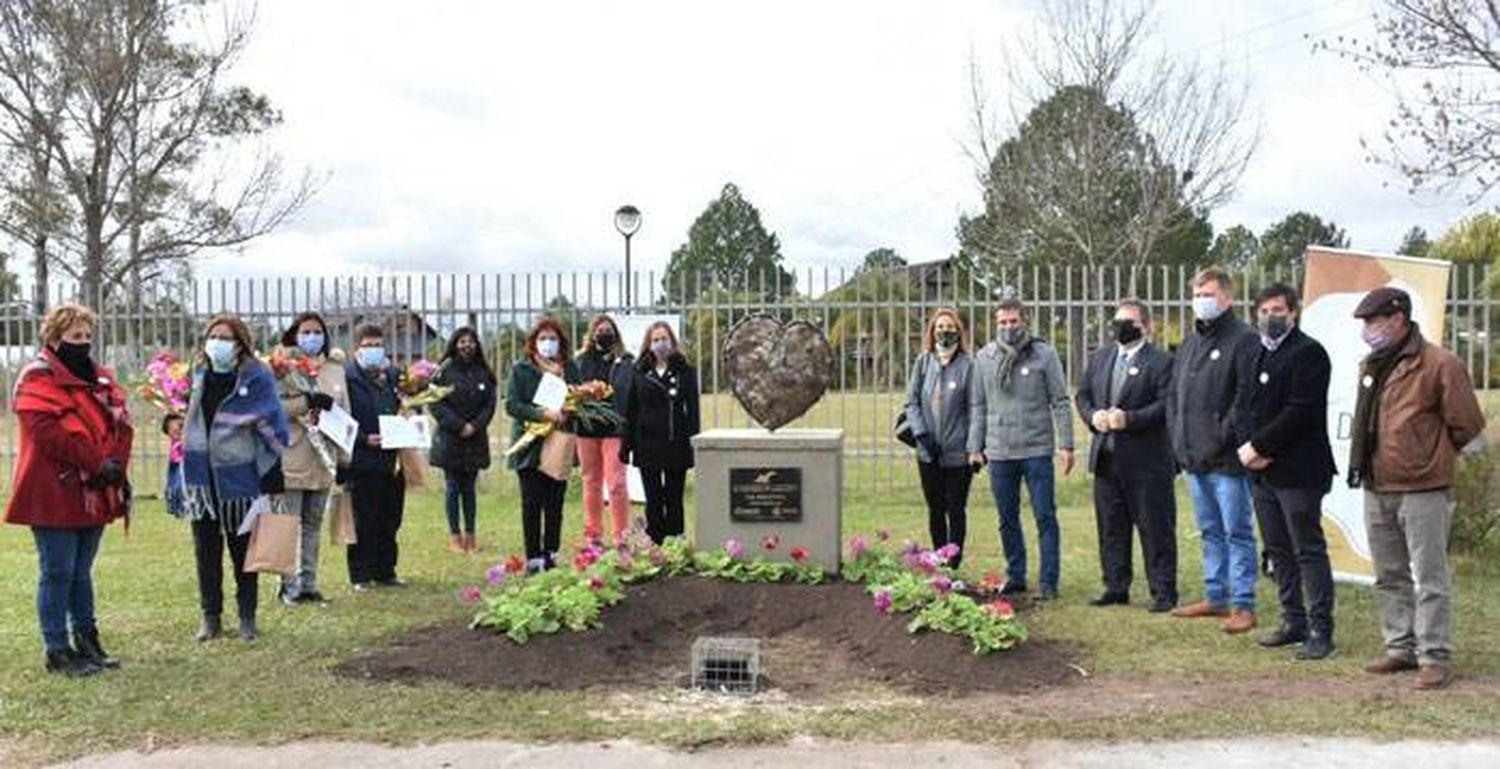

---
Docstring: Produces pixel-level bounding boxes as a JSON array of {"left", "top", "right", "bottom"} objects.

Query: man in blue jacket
[{"left": 343, "top": 324, "right": 407, "bottom": 590}]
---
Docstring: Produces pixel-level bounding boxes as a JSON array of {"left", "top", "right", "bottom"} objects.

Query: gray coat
[
  {"left": 903, "top": 351, "right": 975, "bottom": 468},
  {"left": 967, "top": 337, "right": 1075, "bottom": 461}
]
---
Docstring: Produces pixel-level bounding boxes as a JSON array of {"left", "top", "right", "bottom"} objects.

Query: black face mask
[
  {"left": 54, "top": 341, "right": 95, "bottom": 379},
  {"left": 594, "top": 333, "right": 616, "bottom": 350},
  {"left": 1112, "top": 319, "right": 1143, "bottom": 345}
]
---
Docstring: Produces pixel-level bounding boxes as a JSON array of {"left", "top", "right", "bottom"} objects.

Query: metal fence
[{"left": 2, "top": 262, "right": 1495, "bottom": 495}]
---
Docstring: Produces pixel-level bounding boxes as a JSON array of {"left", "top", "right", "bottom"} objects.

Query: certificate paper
[
  {"left": 315, "top": 405, "right": 359, "bottom": 456},
  {"left": 378, "top": 414, "right": 432, "bottom": 450},
  {"left": 532, "top": 372, "right": 568, "bottom": 412}
]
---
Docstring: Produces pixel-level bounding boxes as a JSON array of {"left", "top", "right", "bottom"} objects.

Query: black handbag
[{"left": 893, "top": 409, "right": 916, "bottom": 447}]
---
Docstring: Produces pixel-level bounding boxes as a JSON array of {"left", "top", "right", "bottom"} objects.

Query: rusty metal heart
[{"left": 722, "top": 315, "right": 834, "bottom": 431}]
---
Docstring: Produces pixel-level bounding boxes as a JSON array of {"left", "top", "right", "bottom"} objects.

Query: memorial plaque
[{"left": 729, "top": 467, "right": 803, "bottom": 522}]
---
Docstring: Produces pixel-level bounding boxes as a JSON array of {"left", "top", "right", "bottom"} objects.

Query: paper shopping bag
[
  {"left": 329, "top": 488, "right": 357, "bottom": 546},
  {"left": 538, "top": 429, "right": 577, "bottom": 481},
  {"left": 398, "top": 447, "right": 428, "bottom": 489},
  {"left": 246, "top": 509, "right": 299, "bottom": 575}
]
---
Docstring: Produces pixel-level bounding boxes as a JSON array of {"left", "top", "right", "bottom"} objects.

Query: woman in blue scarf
[{"left": 178, "top": 314, "right": 290, "bottom": 643}]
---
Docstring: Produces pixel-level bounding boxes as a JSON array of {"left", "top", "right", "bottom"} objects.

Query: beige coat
[{"left": 278, "top": 348, "right": 351, "bottom": 490}]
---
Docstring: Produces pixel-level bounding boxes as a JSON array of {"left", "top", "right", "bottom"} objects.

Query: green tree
[
  {"left": 662, "top": 183, "right": 795, "bottom": 304},
  {"left": 858, "top": 247, "right": 907, "bottom": 273},
  {"left": 1397, "top": 225, "right": 1432, "bottom": 258},
  {"left": 1257, "top": 212, "right": 1348, "bottom": 271},
  {"left": 1429, "top": 213, "right": 1500, "bottom": 264},
  {"left": 1207, "top": 224, "right": 1260, "bottom": 269}
]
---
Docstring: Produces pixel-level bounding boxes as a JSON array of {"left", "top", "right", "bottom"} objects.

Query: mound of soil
[{"left": 337, "top": 577, "right": 1078, "bottom": 696}]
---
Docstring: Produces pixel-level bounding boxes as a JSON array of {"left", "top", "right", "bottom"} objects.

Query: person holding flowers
[
  {"left": 271, "top": 311, "right": 349, "bottom": 605},
  {"left": 179, "top": 314, "right": 290, "bottom": 642},
  {"left": 504, "top": 317, "right": 581, "bottom": 570},
  {"left": 6, "top": 303, "right": 133, "bottom": 676},
  {"left": 429, "top": 326, "right": 497, "bottom": 554},
  {"left": 574, "top": 314, "right": 635, "bottom": 547},
  {"left": 620, "top": 322, "right": 700, "bottom": 544},
  {"left": 344, "top": 323, "right": 409, "bottom": 590}
]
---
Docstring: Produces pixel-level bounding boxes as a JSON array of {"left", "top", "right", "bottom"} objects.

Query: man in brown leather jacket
[{"left": 1349, "top": 287, "right": 1485, "bottom": 690}]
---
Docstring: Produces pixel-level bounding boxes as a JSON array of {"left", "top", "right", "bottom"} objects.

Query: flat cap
[{"left": 1353, "top": 286, "right": 1412, "bottom": 319}]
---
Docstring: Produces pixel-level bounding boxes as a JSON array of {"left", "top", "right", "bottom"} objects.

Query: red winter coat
[{"left": 4, "top": 349, "right": 134, "bottom": 528}]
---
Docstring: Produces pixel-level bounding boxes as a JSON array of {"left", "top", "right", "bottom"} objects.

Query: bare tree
[
  {"left": 962, "top": 0, "right": 1259, "bottom": 292},
  {"left": 0, "top": 0, "right": 315, "bottom": 309},
  {"left": 1323, "top": 1, "right": 1500, "bottom": 199}
]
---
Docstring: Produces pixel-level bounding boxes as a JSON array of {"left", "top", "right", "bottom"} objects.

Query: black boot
[
  {"left": 196, "top": 614, "right": 222, "bottom": 643},
  {"left": 45, "top": 648, "right": 102, "bottom": 677},
  {"left": 238, "top": 614, "right": 258, "bottom": 642},
  {"left": 72, "top": 628, "right": 120, "bottom": 669}
]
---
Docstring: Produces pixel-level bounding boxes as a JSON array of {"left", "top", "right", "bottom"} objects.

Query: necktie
[{"left": 1110, "top": 351, "right": 1129, "bottom": 405}]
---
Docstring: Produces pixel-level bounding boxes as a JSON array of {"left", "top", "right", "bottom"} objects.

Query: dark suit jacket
[
  {"left": 1231, "top": 327, "right": 1337, "bottom": 491},
  {"left": 1076, "top": 341, "right": 1176, "bottom": 479},
  {"left": 344, "top": 361, "right": 403, "bottom": 476}
]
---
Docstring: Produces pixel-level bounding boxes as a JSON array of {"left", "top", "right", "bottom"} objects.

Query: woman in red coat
[{"left": 4, "top": 303, "right": 134, "bottom": 677}]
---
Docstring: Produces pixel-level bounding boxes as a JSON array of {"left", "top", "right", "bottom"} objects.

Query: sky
[{"left": 203, "top": 0, "right": 1482, "bottom": 282}]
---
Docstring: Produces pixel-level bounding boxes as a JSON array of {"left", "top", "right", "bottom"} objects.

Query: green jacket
[{"left": 504, "top": 358, "right": 581, "bottom": 470}]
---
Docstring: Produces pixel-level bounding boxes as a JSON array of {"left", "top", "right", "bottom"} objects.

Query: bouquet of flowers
[
  {"left": 137, "top": 351, "right": 192, "bottom": 413},
  {"left": 397, "top": 358, "right": 451, "bottom": 414},
  {"left": 504, "top": 382, "right": 622, "bottom": 458},
  {"left": 261, "top": 346, "right": 338, "bottom": 475}
]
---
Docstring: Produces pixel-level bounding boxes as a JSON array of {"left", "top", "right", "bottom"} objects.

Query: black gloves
[
  {"left": 260, "top": 463, "right": 286, "bottom": 495},
  {"left": 306, "top": 392, "right": 335, "bottom": 411},
  {"left": 917, "top": 433, "right": 942, "bottom": 459},
  {"left": 618, "top": 445, "right": 632, "bottom": 466},
  {"left": 88, "top": 458, "right": 125, "bottom": 489},
  {"left": 335, "top": 466, "right": 349, "bottom": 486}
]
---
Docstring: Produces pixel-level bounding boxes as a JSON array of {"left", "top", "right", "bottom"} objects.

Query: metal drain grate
[{"left": 690, "top": 636, "right": 762, "bottom": 694}]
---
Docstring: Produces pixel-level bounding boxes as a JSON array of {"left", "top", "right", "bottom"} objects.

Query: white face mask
[
  {"left": 205, "top": 339, "right": 237, "bottom": 372},
  {"left": 1192, "top": 296, "right": 1224, "bottom": 322},
  {"left": 537, "top": 338, "right": 560, "bottom": 360}
]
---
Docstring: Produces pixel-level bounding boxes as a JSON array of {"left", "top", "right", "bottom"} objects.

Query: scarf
[
  {"left": 1348, "top": 323, "right": 1423, "bottom": 488},
  {"left": 994, "top": 335, "right": 1030, "bottom": 392},
  {"left": 181, "top": 358, "right": 290, "bottom": 532}
]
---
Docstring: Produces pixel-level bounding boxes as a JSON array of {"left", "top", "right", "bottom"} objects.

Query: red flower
[
  {"left": 761, "top": 534, "right": 780, "bottom": 551},
  {"left": 504, "top": 555, "right": 526, "bottom": 574},
  {"left": 588, "top": 576, "right": 606, "bottom": 591},
  {"left": 984, "top": 599, "right": 1015, "bottom": 620},
  {"left": 790, "top": 546, "right": 808, "bottom": 563},
  {"left": 573, "top": 548, "right": 600, "bottom": 571}
]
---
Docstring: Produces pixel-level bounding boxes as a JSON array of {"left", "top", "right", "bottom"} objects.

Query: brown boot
[
  {"left": 447, "top": 535, "right": 465, "bottom": 554},
  {"left": 465, "top": 533, "right": 481, "bottom": 553},
  {"left": 1364, "top": 655, "right": 1419, "bottom": 674},
  {"left": 1414, "top": 663, "right": 1453, "bottom": 690},
  {"left": 1170, "top": 600, "right": 1229, "bottom": 618},
  {"left": 1221, "top": 609, "right": 1256, "bottom": 634}
]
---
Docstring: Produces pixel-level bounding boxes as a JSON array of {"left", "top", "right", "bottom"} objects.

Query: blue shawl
[{"left": 180, "top": 357, "right": 290, "bottom": 531}]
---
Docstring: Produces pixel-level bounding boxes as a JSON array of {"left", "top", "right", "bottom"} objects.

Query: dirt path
[{"left": 48, "top": 738, "right": 1500, "bottom": 768}]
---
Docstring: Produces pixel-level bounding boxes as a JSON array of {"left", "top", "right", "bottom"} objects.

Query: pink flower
[
  {"left": 984, "top": 599, "right": 1015, "bottom": 620},
  {"left": 485, "top": 565, "right": 507, "bottom": 586},
  {"left": 790, "top": 546, "right": 808, "bottom": 563},
  {"left": 761, "top": 534, "right": 780, "bottom": 551},
  {"left": 849, "top": 535, "right": 869, "bottom": 558},
  {"left": 931, "top": 575, "right": 953, "bottom": 595},
  {"left": 459, "top": 585, "right": 482, "bottom": 603},
  {"left": 872, "top": 589, "right": 893, "bottom": 615},
  {"left": 573, "top": 548, "right": 600, "bottom": 571},
  {"left": 936, "top": 543, "right": 961, "bottom": 563},
  {"left": 724, "top": 538, "right": 746, "bottom": 560}
]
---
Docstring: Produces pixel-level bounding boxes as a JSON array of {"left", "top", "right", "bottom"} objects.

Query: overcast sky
[{"left": 208, "top": 0, "right": 1480, "bottom": 282}]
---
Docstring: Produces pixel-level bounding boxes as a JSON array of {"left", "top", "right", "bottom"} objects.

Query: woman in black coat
[
  {"left": 620, "top": 321, "right": 700, "bottom": 544},
  {"left": 429, "top": 327, "right": 497, "bottom": 554}
]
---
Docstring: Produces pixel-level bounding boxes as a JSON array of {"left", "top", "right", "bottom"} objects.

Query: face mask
[
  {"left": 1258, "top": 315, "right": 1291, "bottom": 341},
  {"left": 999, "top": 326, "right": 1026, "bottom": 347},
  {"left": 1192, "top": 296, "right": 1224, "bottom": 322},
  {"left": 55, "top": 340, "right": 92, "bottom": 367},
  {"left": 936, "top": 330, "right": 960, "bottom": 349},
  {"left": 1361, "top": 324, "right": 1393, "bottom": 350},
  {"left": 1113, "top": 319, "right": 1143, "bottom": 345},
  {"left": 205, "top": 339, "right": 237, "bottom": 372},
  {"left": 651, "top": 339, "right": 674, "bottom": 359},
  {"left": 536, "top": 339, "right": 560, "bottom": 360},
  {"left": 356, "top": 346, "right": 387, "bottom": 369},
  {"left": 297, "top": 332, "right": 325, "bottom": 357},
  {"left": 593, "top": 332, "right": 616, "bottom": 350}
]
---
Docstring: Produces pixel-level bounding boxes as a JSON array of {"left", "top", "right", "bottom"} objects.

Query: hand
[
  {"left": 917, "top": 433, "right": 942, "bottom": 458},
  {"left": 1237, "top": 442, "right": 1268, "bottom": 470},
  {"left": 543, "top": 408, "right": 566, "bottom": 425},
  {"left": 1090, "top": 411, "right": 1111, "bottom": 432},
  {"left": 967, "top": 451, "right": 987, "bottom": 469},
  {"left": 1107, "top": 408, "right": 1127, "bottom": 431},
  {"left": 88, "top": 458, "right": 125, "bottom": 489},
  {"left": 366, "top": 434, "right": 383, "bottom": 448},
  {"left": 460, "top": 423, "right": 477, "bottom": 438},
  {"left": 1058, "top": 448, "right": 1076, "bottom": 476},
  {"left": 305, "top": 391, "right": 335, "bottom": 411}
]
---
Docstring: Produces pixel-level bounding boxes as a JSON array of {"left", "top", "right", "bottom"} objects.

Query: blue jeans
[
  {"left": 1186, "top": 473, "right": 1258, "bottom": 610},
  {"left": 446, "top": 470, "right": 478, "bottom": 534},
  {"left": 31, "top": 526, "right": 105, "bottom": 652},
  {"left": 989, "top": 456, "right": 1059, "bottom": 590}
]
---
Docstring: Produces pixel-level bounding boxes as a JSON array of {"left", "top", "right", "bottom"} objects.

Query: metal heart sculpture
[{"left": 723, "top": 315, "right": 835, "bottom": 431}]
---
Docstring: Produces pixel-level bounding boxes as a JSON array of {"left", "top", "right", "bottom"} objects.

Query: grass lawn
[{"left": 1, "top": 461, "right": 1499, "bottom": 766}]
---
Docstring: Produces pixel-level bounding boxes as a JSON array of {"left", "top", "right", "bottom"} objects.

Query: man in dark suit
[
  {"left": 1076, "top": 299, "right": 1178, "bottom": 612},
  {"left": 1233, "top": 283, "right": 1338, "bottom": 660}
]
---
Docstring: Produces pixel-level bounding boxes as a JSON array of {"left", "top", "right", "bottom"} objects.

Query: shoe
[
  {"left": 465, "top": 533, "right": 481, "bottom": 553},
  {"left": 1148, "top": 598, "right": 1176, "bottom": 614},
  {"left": 1221, "top": 609, "right": 1257, "bottom": 634},
  {"left": 238, "top": 616, "right": 258, "bottom": 642},
  {"left": 299, "top": 591, "right": 329, "bottom": 604},
  {"left": 448, "top": 535, "right": 466, "bottom": 554},
  {"left": 72, "top": 628, "right": 120, "bottom": 670},
  {"left": 1089, "top": 592, "right": 1128, "bottom": 606},
  {"left": 351, "top": 581, "right": 374, "bottom": 592},
  {"left": 45, "top": 648, "right": 101, "bottom": 677},
  {"left": 1036, "top": 585, "right": 1059, "bottom": 602},
  {"left": 279, "top": 588, "right": 299, "bottom": 607},
  {"left": 1258, "top": 624, "right": 1308, "bottom": 648},
  {"left": 1414, "top": 663, "right": 1453, "bottom": 690},
  {"left": 1295, "top": 634, "right": 1335, "bottom": 661},
  {"left": 376, "top": 576, "right": 408, "bottom": 588},
  {"left": 1365, "top": 654, "right": 1419, "bottom": 675},
  {"left": 999, "top": 581, "right": 1029, "bottom": 597},
  {"left": 196, "top": 615, "right": 223, "bottom": 643},
  {"left": 1170, "top": 600, "right": 1229, "bottom": 618}
]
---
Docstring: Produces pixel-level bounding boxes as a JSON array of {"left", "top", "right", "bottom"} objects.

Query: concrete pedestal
[{"left": 692, "top": 428, "right": 844, "bottom": 572}]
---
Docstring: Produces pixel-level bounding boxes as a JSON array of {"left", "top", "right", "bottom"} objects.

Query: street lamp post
[{"left": 614, "top": 204, "right": 642, "bottom": 309}]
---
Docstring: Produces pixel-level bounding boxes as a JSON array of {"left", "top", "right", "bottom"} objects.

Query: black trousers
[
  {"left": 640, "top": 466, "right": 688, "bottom": 544},
  {"left": 347, "top": 470, "right": 406, "bottom": 584},
  {"left": 191, "top": 519, "right": 257, "bottom": 619},
  {"left": 518, "top": 468, "right": 567, "bottom": 561},
  {"left": 1253, "top": 478, "right": 1335, "bottom": 636},
  {"left": 917, "top": 460, "right": 973, "bottom": 567},
  {"left": 1093, "top": 451, "right": 1178, "bottom": 603}
]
